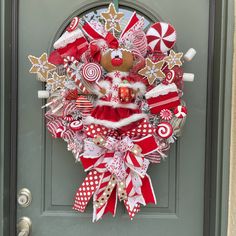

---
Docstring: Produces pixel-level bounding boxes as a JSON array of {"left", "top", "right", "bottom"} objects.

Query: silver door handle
[{"left": 17, "top": 217, "right": 32, "bottom": 236}]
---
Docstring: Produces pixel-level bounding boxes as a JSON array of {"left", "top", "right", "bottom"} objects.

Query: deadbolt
[
  {"left": 17, "top": 217, "right": 32, "bottom": 236},
  {"left": 17, "top": 188, "right": 32, "bottom": 207}
]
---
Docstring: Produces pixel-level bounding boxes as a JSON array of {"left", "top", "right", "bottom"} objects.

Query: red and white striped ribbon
[{"left": 47, "top": 118, "right": 64, "bottom": 138}]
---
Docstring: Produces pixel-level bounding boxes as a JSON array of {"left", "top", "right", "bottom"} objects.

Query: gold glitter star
[
  {"left": 164, "top": 50, "right": 183, "bottom": 69},
  {"left": 47, "top": 72, "right": 66, "bottom": 92},
  {"left": 101, "top": 3, "right": 124, "bottom": 32},
  {"left": 28, "top": 53, "right": 56, "bottom": 81},
  {"left": 138, "top": 58, "right": 165, "bottom": 85}
]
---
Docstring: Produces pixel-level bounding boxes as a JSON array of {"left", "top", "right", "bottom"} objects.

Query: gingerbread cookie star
[
  {"left": 28, "top": 53, "right": 56, "bottom": 81},
  {"left": 47, "top": 72, "right": 66, "bottom": 92},
  {"left": 138, "top": 58, "right": 165, "bottom": 85},
  {"left": 101, "top": 3, "right": 124, "bottom": 32},
  {"left": 164, "top": 50, "right": 183, "bottom": 69}
]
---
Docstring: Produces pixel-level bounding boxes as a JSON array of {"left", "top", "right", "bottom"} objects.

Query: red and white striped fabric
[
  {"left": 145, "top": 83, "right": 180, "bottom": 114},
  {"left": 120, "top": 12, "right": 139, "bottom": 38},
  {"left": 144, "top": 152, "right": 162, "bottom": 163},
  {"left": 146, "top": 22, "right": 176, "bottom": 53},
  {"left": 94, "top": 152, "right": 114, "bottom": 173},
  {"left": 132, "top": 30, "right": 147, "bottom": 56},
  {"left": 47, "top": 118, "right": 64, "bottom": 138},
  {"left": 63, "top": 101, "right": 78, "bottom": 116},
  {"left": 94, "top": 172, "right": 112, "bottom": 200},
  {"left": 61, "top": 129, "right": 75, "bottom": 141},
  {"left": 124, "top": 152, "right": 143, "bottom": 168},
  {"left": 93, "top": 172, "right": 113, "bottom": 221},
  {"left": 125, "top": 168, "right": 137, "bottom": 197}
]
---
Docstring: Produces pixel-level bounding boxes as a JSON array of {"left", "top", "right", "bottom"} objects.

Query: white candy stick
[
  {"left": 52, "top": 103, "right": 63, "bottom": 114},
  {"left": 38, "top": 90, "right": 49, "bottom": 99},
  {"left": 184, "top": 48, "right": 197, "bottom": 61},
  {"left": 41, "top": 101, "right": 53, "bottom": 109},
  {"left": 183, "top": 73, "right": 195, "bottom": 82}
]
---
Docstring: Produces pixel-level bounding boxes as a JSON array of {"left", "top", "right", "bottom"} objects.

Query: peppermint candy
[
  {"left": 69, "top": 120, "right": 83, "bottom": 131},
  {"left": 174, "top": 105, "right": 187, "bottom": 118},
  {"left": 64, "top": 115, "right": 74, "bottom": 122},
  {"left": 82, "top": 63, "right": 102, "bottom": 82},
  {"left": 146, "top": 22, "right": 176, "bottom": 53},
  {"left": 156, "top": 122, "right": 173, "bottom": 139},
  {"left": 160, "top": 109, "right": 173, "bottom": 121},
  {"left": 75, "top": 96, "right": 93, "bottom": 116}
]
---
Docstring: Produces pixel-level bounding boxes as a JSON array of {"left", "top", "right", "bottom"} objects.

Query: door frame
[{"left": 0, "top": 0, "right": 234, "bottom": 235}]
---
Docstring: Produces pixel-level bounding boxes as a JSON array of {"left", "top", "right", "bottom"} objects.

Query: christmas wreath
[{"left": 28, "top": 3, "right": 196, "bottom": 221}]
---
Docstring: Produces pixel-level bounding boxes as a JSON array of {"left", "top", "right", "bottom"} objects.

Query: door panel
[{"left": 17, "top": 0, "right": 209, "bottom": 235}]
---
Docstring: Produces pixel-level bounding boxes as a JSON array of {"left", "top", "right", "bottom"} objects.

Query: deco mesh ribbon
[{"left": 28, "top": 3, "right": 195, "bottom": 221}]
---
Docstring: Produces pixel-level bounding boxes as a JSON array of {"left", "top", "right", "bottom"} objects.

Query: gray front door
[{"left": 17, "top": 0, "right": 209, "bottom": 235}]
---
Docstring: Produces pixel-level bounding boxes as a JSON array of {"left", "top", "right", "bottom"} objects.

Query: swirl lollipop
[{"left": 156, "top": 122, "right": 173, "bottom": 139}]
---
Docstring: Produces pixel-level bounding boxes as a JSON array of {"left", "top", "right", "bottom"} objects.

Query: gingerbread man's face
[{"left": 100, "top": 48, "right": 134, "bottom": 72}]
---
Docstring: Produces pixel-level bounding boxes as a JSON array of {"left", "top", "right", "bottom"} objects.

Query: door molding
[{"left": 0, "top": 0, "right": 233, "bottom": 235}]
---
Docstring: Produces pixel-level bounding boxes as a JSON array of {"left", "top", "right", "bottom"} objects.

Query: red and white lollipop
[
  {"left": 69, "top": 120, "right": 83, "bottom": 131},
  {"left": 66, "top": 17, "right": 79, "bottom": 32},
  {"left": 156, "top": 122, "right": 173, "bottom": 139},
  {"left": 82, "top": 63, "right": 102, "bottom": 82},
  {"left": 146, "top": 22, "right": 176, "bottom": 53},
  {"left": 174, "top": 105, "right": 187, "bottom": 118}
]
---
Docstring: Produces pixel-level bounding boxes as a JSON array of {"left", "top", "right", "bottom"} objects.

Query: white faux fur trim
[
  {"left": 145, "top": 83, "right": 178, "bottom": 99},
  {"left": 98, "top": 80, "right": 111, "bottom": 91},
  {"left": 95, "top": 100, "right": 138, "bottom": 109},
  {"left": 54, "top": 28, "right": 84, "bottom": 49},
  {"left": 85, "top": 113, "right": 147, "bottom": 129}
]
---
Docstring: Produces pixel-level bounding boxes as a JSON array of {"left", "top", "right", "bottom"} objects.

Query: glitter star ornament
[
  {"left": 47, "top": 72, "right": 66, "bottom": 92},
  {"left": 138, "top": 58, "right": 165, "bottom": 85},
  {"left": 28, "top": 53, "right": 56, "bottom": 81},
  {"left": 100, "top": 3, "right": 124, "bottom": 32},
  {"left": 164, "top": 50, "right": 183, "bottom": 69}
]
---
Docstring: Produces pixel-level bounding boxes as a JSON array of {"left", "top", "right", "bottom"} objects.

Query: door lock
[
  {"left": 17, "top": 217, "right": 32, "bottom": 236},
  {"left": 17, "top": 188, "right": 32, "bottom": 207}
]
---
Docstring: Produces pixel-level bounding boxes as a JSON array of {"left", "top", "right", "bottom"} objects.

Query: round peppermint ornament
[
  {"left": 174, "top": 105, "right": 188, "bottom": 118},
  {"left": 146, "top": 22, "right": 176, "bottom": 53},
  {"left": 75, "top": 96, "right": 93, "bottom": 116}
]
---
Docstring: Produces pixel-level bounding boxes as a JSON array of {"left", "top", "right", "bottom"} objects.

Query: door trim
[{"left": 0, "top": 0, "right": 233, "bottom": 235}]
